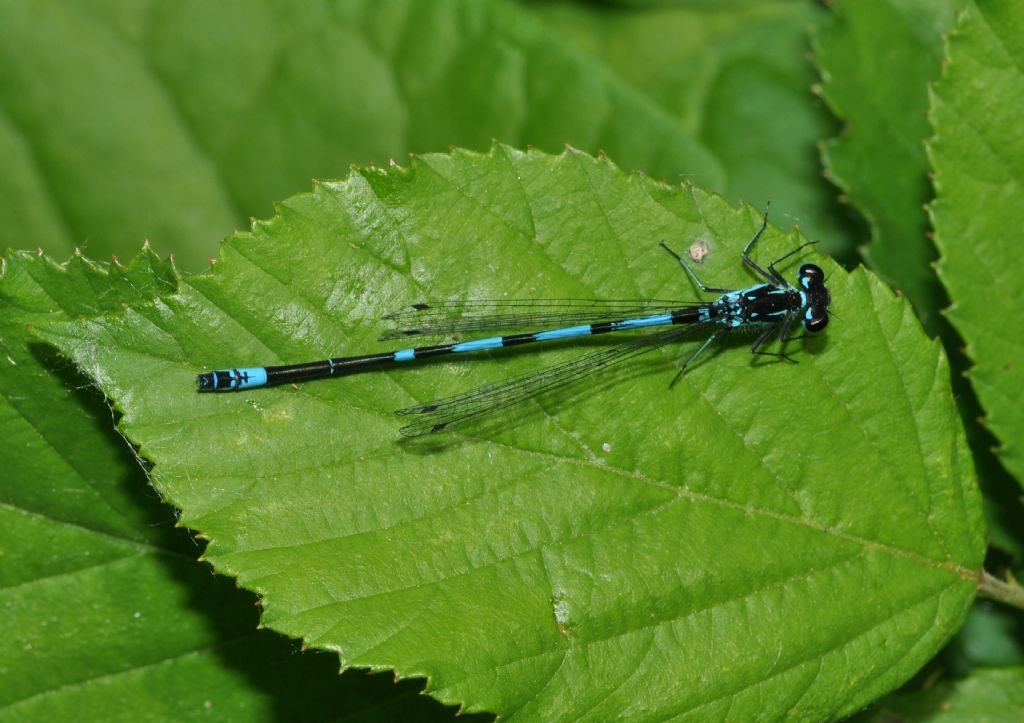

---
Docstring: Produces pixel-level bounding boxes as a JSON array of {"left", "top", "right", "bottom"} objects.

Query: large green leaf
[
  {"left": 0, "top": 250, "right": 470, "bottom": 721},
  {"left": 527, "top": 0, "right": 857, "bottom": 261},
  {"left": 41, "top": 146, "right": 984, "bottom": 720},
  {"left": 0, "top": 0, "right": 719, "bottom": 270},
  {"left": 929, "top": 0, "right": 1024, "bottom": 486},
  {"left": 813, "top": 0, "right": 962, "bottom": 331}
]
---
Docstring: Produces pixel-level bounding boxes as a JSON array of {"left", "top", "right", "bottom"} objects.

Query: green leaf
[
  {"left": 40, "top": 146, "right": 984, "bottom": 719},
  {"left": 859, "top": 667, "right": 1024, "bottom": 722},
  {"left": 813, "top": 0, "right": 962, "bottom": 331},
  {"left": 0, "top": 0, "right": 719, "bottom": 270},
  {"left": 528, "top": 0, "right": 858, "bottom": 261},
  {"left": 928, "top": 0, "right": 1024, "bottom": 485},
  {"left": 947, "top": 604, "right": 1024, "bottom": 671},
  {"left": 0, "top": 250, "right": 468, "bottom": 721}
]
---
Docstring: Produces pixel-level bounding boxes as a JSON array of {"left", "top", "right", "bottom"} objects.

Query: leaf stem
[{"left": 977, "top": 570, "right": 1024, "bottom": 610}]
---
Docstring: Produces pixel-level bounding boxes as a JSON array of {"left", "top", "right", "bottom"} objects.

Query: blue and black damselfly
[{"left": 197, "top": 207, "right": 831, "bottom": 436}]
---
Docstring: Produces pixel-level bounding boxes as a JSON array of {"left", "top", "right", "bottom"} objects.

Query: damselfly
[{"left": 197, "top": 207, "right": 831, "bottom": 436}]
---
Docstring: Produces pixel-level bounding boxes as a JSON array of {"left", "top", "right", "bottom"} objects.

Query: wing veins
[{"left": 397, "top": 326, "right": 695, "bottom": 436}]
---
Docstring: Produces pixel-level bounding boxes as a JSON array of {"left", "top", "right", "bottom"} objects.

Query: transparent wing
[
  {"left": 380, "top": 298, "right": 693, "bottom": 340},
  {"left": 396, "top": 325, "right": 696, "bottom": 436}
]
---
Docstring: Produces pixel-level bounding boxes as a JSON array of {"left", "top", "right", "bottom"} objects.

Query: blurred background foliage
[{"left": 0, "top": 0, "right": 856, "bottom": 271}]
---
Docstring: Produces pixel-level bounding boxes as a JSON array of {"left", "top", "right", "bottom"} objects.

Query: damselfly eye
[
  {"left": 804, "top": 313, "right": 829, "bottom": 333},
  {"left": 798, "top": 263, "right": 824, "bottom": 288}
]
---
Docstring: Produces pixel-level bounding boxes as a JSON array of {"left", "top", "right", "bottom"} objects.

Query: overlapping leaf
[
  {"left": 813, "top": 0, "right": 962, "bottom": 331},
  {"left": 929, "top": 0, "right": 1024, "bottom": 486},
  {"left": 862, "top": 667, "right": 1024, "bottom": 722}
]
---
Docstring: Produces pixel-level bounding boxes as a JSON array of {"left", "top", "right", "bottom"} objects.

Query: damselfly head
[{"left": 797, "top": 263, "right": 830, "bottom": 333}]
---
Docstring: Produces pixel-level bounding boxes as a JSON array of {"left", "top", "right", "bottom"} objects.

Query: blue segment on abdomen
[
  {"left": 611, "top": 313, "right": 673, "bottom": 331},
  {"left": 234, "top": 367, "right": 268, "bottom": 389},
  {"left": 534, "top": 325, "right": 593, "bottom": 342},
  {"left": 394, "top": 348, "right": 416, "bottom": 362},
  {"left": 452, "top": 336, "right": 504, "bottom": 353}
]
